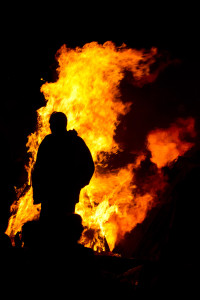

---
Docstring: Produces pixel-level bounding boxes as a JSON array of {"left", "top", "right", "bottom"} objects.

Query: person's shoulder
[
  {"left": 42, "top": 134, "right": 53, "bottom": 142},
  {"left": 67, "top": 130, "right": 84, "bottom": 143},
  {"left": 74, "top": 134, "right": 87, "bottom": 147},
  {"left": 66, "top": 130, "right": 89, "bottom": 149},
  {"left": 66, "top": 129, "right": 78, "bottom": 138},
  {"left": 43, "top": 134, "right": 52, "bottom": 140},
  {"left": 39, "top": 134, "right": 53, "bottom": 147}
]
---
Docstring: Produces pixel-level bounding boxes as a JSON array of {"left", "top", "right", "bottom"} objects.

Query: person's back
[{"left": 32, "top": 112, "right": 94, "bottom": 221}]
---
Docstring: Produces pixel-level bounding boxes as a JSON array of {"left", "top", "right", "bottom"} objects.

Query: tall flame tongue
[{"left": 6, "top": 42, "right": 196, "bottom": 252}]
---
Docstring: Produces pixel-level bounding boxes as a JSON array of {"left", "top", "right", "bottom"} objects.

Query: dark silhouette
[
  {"left": 22, "top": 220, "right": 42, "bottom": 250},
  {"left": 60, "top": 213, "right": 84, "bottom": 246},
  {"left": 18, "top": 215, "right": 97, "bottom": 296},
  {"left": 32, "top": 111, "right": 95, "bottom": 222}
]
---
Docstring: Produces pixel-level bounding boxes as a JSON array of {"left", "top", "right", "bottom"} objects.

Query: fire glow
[{"left": 6, "top": 42, "right": 196, "bottom": 252}]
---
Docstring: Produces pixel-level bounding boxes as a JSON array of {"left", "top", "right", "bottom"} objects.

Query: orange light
[
  {"left": 147, "top": 117, "right": 196, "bottom": 168},
  {"left": 6, "top": 42, "right": 196, "bottom": 252}
]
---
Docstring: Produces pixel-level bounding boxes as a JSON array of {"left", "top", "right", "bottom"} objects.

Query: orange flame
[
  {"left": 147, "top": 117, "right": 196, "bottom": 168},
  {"left": 6, "top": 42, "right": 196, "bottom": 252}
]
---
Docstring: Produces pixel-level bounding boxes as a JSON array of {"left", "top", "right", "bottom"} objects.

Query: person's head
[{"left": 49, "top": 112, "right": 67, "bottom": 135}]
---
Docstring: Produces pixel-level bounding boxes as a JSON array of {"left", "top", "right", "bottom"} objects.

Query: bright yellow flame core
[{"left": 7, "top": 42, "right": 157, "bottom": 251}]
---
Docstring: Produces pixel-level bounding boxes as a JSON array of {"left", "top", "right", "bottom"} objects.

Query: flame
[
  {"left": 76, "top": 163, "right": 154, "bottom": 251},
  {"left": 147, "top": 117, "right": 196, "bottom": 168},
  {"left": 6, "top": 42, "right": 196, "bottom": 252}
]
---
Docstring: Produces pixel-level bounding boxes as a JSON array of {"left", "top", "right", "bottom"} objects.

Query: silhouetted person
[{"left": 32, "top": 112, "right": 95, "bottom": 222}]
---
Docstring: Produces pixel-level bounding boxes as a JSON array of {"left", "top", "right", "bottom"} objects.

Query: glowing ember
[{"left": 6, "top": 42, "right": 196, "bottom": 252}]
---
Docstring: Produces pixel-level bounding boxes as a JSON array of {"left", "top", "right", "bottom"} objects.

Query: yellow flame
[{"left": 7, "top": 41, "right": 158, "bottom": 251}]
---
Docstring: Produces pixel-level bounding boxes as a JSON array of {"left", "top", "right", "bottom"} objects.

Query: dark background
[
  {"left": 1, "top": 5, "right": 199, "bottom": 186},
  {"left": 0, "top": 5, "right": 199, "bottom": 268}
]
